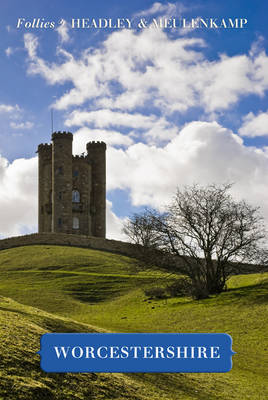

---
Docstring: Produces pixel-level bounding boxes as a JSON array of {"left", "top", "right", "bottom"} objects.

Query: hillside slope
[
  {"left": 0, "top": 296, "right": 175, "bottom": 400},
  {"left": 0, "top": 245, "right": 267, "bottom": 400}
]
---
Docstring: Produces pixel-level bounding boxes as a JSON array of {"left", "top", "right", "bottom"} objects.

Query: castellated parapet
[{"left": 37, "top": 132, "right": 106, "bottom": 238}]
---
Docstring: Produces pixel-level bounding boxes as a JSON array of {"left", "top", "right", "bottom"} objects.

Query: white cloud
[
  {"left": 239, "top": 110, "right": 268, "bottom": 137},
  {"left": 66, "top": 109, "right": 178, "bottom": 143},
  {"left": 24, "top": 33, "right": 39, "bottom": 59},
  {"left": 0, "top": 155, "right": 38, "bottom": 238},
  {"left": 56, "top": 19, "right": 70, "bottom": 43},
  {"left": 73, "top": 127, "right": 133, "bottom": 153},
  {"left": 66, "top": 109, "right": 158, "bottom": 129},
  {"left": 10, "top": 121, "right": 34, "bottom": 130},
  {"left": 136, "top": 2, "right": 187, "bottom": 17},
  {"left": 5, "top": 47, "right": 14, "bottom": 57},
  {"left": 106, "top": 121, "right": 268, "bottom": 223},
  {"left": 198, "top": 53, "right": 268, "bottom": 112},
  {"left": 23, "top": 28, "right": 268, "bottom": 117},
  {"left": 0, "top": 104, "right": 20, "bottom": 113},
  {"left": 106, "top": 200, "right": 127, "bottom": 240},
  {"left": 249, "top": 35, "right": 265, "bottom": 58}
]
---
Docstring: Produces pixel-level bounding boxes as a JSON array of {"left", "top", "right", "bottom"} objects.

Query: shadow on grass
[
  {"left": 65, "top": 278, "right": 140, "bottom": 304},
  {"left": 129, "top": 372, "right": 227, "bottom": 400},
  {"left": 219, "top": 280, "right": 268, "bottom": 305},
  {"left": 168, "top": 279, "right": 268, "bottom": 309}
]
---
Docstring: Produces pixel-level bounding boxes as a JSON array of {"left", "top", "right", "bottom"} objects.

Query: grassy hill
[{"left": 0, "top": 245, "right": 267, "bottom": 400}]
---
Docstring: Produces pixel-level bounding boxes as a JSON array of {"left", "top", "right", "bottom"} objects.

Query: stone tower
[{"left": 37, "top": 132, "right": 106, "bottom": 238}]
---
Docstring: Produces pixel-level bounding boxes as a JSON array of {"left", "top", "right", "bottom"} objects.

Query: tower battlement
[
  {"left": 87, "top": 141, "right": 107, "bottom": 150},
  {"left": 72, "top": 155, "right": 87, "bottom": 161},
  {"left": 38, "top": 132, "right": 106, "bottom": 238},
  {"left": 52, "top": 131, "right": 73, "bottom": 140},
  {"left": 37, "top": 143, "right": 52, "bottom": 152}
]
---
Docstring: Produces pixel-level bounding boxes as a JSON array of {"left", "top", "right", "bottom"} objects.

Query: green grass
[
  {"left": 0, "top": 296, "right": 167, "bottom": 400},
  {"left": 0, "top": 245, "right": 267, "bottom": 400}
]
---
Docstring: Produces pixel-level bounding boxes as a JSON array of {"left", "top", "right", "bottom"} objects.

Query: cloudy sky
[{"left": 0, "top": 0, "right": 268, "bottom": 239}]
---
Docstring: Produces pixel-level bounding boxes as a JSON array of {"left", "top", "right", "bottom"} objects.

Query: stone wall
[
  {"left": 0, "top": 233, "right": 262, "bottom": 274},
  {"left": 0, "top": 233, "right": 141, "bottom": 259}
]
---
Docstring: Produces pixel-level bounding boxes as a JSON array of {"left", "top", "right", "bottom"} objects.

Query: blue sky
[{"left": 1, "top": 1, "right": 268, "bottom": 239}]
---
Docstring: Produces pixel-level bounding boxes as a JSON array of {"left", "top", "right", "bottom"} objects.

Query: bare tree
[
  {"left": 123, "top": 184, "right": 266, "bottom": 299},
  {"left": 122, "top": 209, "right": 162, "bottom": 248},
  {"left": 122, "top": 209, "right": 169, "bottom": 268}
]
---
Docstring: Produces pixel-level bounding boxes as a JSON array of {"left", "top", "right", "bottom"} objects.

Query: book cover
[{"left": 0, "top": 1, "right": 267, "bottom": 399}]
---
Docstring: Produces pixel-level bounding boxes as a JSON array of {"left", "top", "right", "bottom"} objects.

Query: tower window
[
  {"left": 57, "top": 166, "right": 63, "bottom": 175},
  {"left": 58, "top": 218, "right": 62, "bottom": 227},
  {"left": 59, "top": 192, "right": 62, "bottom": 200},
  {"left": 73, "top": 169, "right": 79, "bottom": 177},
  {"left": 72, "top": 190, "right": 80, "bottom": 203},
  {"left": 73, "top": 217, "right": 79, "bottom": 229}
]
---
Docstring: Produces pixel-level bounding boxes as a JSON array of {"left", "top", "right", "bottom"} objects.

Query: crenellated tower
[
  {"left": 38, "top": 143, "right": 52, "bottom": 233},
  {"left": 87, "top": 141, "right": 106, "bottom": 238},
  {"left": 52, "top": 131, "right": 73, "bottom": 233},
  {"left": 37, "top": 132, "right": 106, "bottom": 238}
]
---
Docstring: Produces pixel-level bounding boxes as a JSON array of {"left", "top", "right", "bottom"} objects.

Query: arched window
[
  {"left": 57, "top": 166, "right": 63, "bottom": 175},
  {"left": 72, "top": 190, "right": 80, "bottom": 203},
  {"left": 73, "top": 217, "right": 79, "bottom": 229}
]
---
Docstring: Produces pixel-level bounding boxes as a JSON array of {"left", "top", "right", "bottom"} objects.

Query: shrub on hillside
[
  {"left": 166, "top": 278, "right": 192, "bottom": 297},
  {"left": 144, "top": 287, "right": 167, "bottom": 299}
]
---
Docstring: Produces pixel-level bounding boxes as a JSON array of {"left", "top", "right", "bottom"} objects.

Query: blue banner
[{"left": 38, "top": 333, "right": 235, "bottom": 373}]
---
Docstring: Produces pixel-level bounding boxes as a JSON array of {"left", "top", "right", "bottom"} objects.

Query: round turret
[
  {"left": 87, "top": 141, "right": 106, "bottom": 238},
  {"left": 51, "top": 131, "right": 73, "bottom": 233}
]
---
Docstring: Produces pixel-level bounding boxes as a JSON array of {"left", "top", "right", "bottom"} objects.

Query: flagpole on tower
[{"left": 51, "top": 108, "right": 54, "bottom": 134}]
